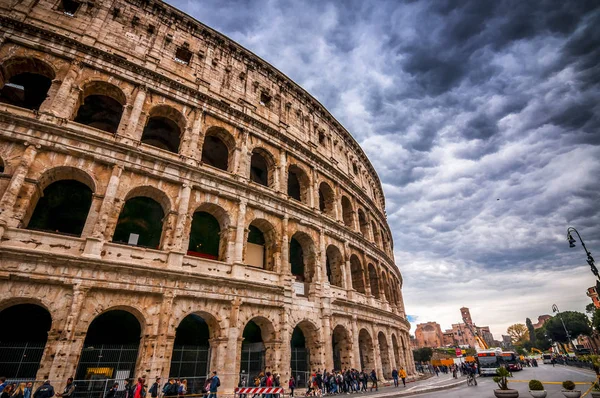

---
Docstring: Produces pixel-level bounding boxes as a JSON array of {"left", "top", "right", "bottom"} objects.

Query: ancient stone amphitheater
[{"left": 0, "top": 0, "right": 413, "bottom": 394}]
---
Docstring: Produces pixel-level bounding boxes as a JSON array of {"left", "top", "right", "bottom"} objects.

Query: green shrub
[
  {"left": 562, "top": 380, "right": 575, "bottom": 390},
  {"left": 528, "top": 380, "right": 544, "bottom": 391},
  {"left": 493, "top": 367, "right": 511, "bottom": 390}
]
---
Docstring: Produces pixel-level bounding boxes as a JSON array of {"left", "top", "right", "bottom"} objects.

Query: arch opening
[
  {"left": 290, "top": 326, "right": 309, "bottom": 387},
  {"left": 368, "top": 264, "right": 380, "bottom": 299},
  {"left": 325, "top": 245, "right": 344, "bottom": 288},
  {"left": 0, "top": 57, "right": 54, "bottom": 111},
  {"left": 332, "top": 325, "right": 351, "bottom": 372},
  {"left": 240, "top": 320, "right": 266, "bottom": 379},
  {"left": 350, "top": 255, "right": 366, "bottom": 294},
  {"left": 0, "top": 303, "right": 51, "bottom": 379},
  {"left": 358, "top": 329, "right": 374, "bottom": 372},
  {"left": 201, "top": 135, "right": 229, "bottom": 171},
  {"left": 246, "top": 224, "right": 265, "bottom": 269},
  {"left": 341, "top": 196, "right": 354, "bottom": 229},
  {"left": 378, "top": 332, "right": 392, "bottom": 379},
  {"left": 187, "top": 211, "right": 221, "bottom": 260},
  {"left": 392, "top": 334, "right": 402, "bottom": 370},
  {"left": 318, "top": 182, "right": 335, "bottom": 215},
  {"left": 371, "top": 221, "right": 381, "bottom": 248},
  {"left": 170, "top": 314, "right": 211, "bottom": 381},
  {"left": 289, "top": 232, "right": 316, "bottom": 285},
  {"left": 26, "top": 179, "right": 93, "bottom": 236},
  {"left": 112, "top": 197, "right": 165, "bottom": 249},
  {"left": 74, "top": 82, "right": 125, "bottom": 134},
  {"left": 75, "top": 310, "right": 141, "bottom": 381},
  {"left": 358, "top": 209, "right": 369, "bottom": 237},
  {"left": 141, "top": 116, "right": 181, "bottom": 153},
  {"left": 250, "top": 150, "right": 271, "bottom": 187},
  {"left": 287, "top": 165, "right": 309, "bottom": 203}
]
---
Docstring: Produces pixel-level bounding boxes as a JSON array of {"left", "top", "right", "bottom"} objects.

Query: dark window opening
[
  {"left": 240, "top": 321, "right": 265, "bottom": 378},
  {"left": 0, "top": 160, "right": 4, "bottom": 173},
  {"left": 332, "top": 326, "right": 350, "bottom": 372},
  {"left": 171, "top": 314, "right": 210, "bottom": 380},
  {"left": 250, "top": 152, "right": 269, "bottom": 187},
  {"left": 141, "top": 116, "right": 181, "bottom": 153},
  {"left": 187, "top": 211, "right": 220, "bottom": 260},
  {"left": 290, "top": 237, "right": 304, "bottom": 281},
  {"left": 74, "top": 94, "right": 123, "bottom": 133},
  {"left": 358, "top": 210, "right": 369, "bottom": 237},
  {"left": 75, "top": 310, "right": 140, "bottom": 381},
  {"left": 147, "top": 24, "right": 156, "bottom": 34},
  {"left": 59, "top": 0, "right": 80, "bottom": 16},
  {"left": 287, "top": 170, "right": 301, "bottom": 201},
  {"left": 350, "top": 255, "right": 366, "bottom": 294},
  {"left": 318, "top": 131, "right": 326, "bottom": 145},
  {"left": 326, "top": 245, "right": 343, "bottom": 288},
  {"left": 27, "top": 179, "right": 93, "bottom": 236},
  {"left": 290, "top": 326, "right": 309, "bottom": 386},
  {"left": 112, "top": 197, "right": 164, "bottom": 249},
  {"left": 175, "top": 47, "right": 192, "bottom": 65},
  {"left": 341, "top": 196, "right": 354, "bottom": 228},
  {"left": 319, "top": 182, "right": 334, "bottom": 215},
  {"left": 260, "top": 92, "right": 271, "bottom": 106},
  {"left": 247, "top": 224, "right": 266, "bottom": 269},
  {"left": 201, "top": 135, "right": 229, "bottom": 171},
  {"left": 352, "top": 163, "right": 358, "bottom": 175},
  {"left": 0, "top": 304, "right": 51, "bottom": 379},
  {"left": 368, "top": 264, "right": 380, "bottom": 299},
  {"left": 0, "top": 73, "right": 52, "bottom": 111}
]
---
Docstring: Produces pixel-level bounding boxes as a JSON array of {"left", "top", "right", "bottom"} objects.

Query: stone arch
[
  {"left": 380, "top": 272, "right": 391, "bottom": 303},
  {"left": 141, "top": 105, "right": 186, "bottom": 153},
  {"left": 111, "top": 186, "right": 171, "bottom": 249},
  {"left": 325, "top": 245, "right": 344, "bottom": 288},
  {"left": 371, "top": 220, "right": 381, "bottom": 247},
  {"left": 391, "top": 333, "right": 402, "bottom": 370},
  {"left": 250, "top": 147, "right": 276, "bottom": 187},
  {"left": 341, "top": 196, "right": 354, "bottom": 229},
  {"left": 187, "top": 202, "right": 231, "bottom": 262},
  {"left": 0, "top": 302, "right": 52, "bottom": 379},
  {"left": 291, "top": 319, "right": 321, "bottom": 384},
  {"left": 239, "top": 315, "right": 277, "bottom": 377},
  {"left": 350, "top": 254, "right": 366, "bottom": 294},
  {"left": 0, "top": 56, "right": 56, "bottom": 110},
  {"left": 318, "top": 181, "right": 335, "bottom": 215},
  {"left": 201, "top": 126, "right": 236, "bottom": 172},
  {"left": 74, "top": 80, "right": 127, "bottom": 133},
  {"left": 287, "top": 163, "right": 310, "bottom": 203},
  {"left": 289, "top": 230, "right": 317, "bottom": 283},
  {"left": 245, "top": 218, "right": 278, "bottom": 271},
  {"left": 357, "top": 209, "right": 369, "bottom": 237},
  {"left": 358, "top": 328, "right": 375, "bottom": 371},
  {"left": 332, "top": 324, "right": 352, "bottom": 371},
  {"left": 76, "top": 307, "right": 143, "bottom": 381},
  {"left": 378, "top": 332, "right": 392, "bottom": 379},
  {"left": 368, "top": 264, "right": 380, "bottom": 299},
  {"left": 24, "top": 166, "right": 96, "bottom": 236}
]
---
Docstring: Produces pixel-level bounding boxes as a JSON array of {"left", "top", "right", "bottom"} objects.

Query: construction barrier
[{"left": 235, "top": 387, "right": 285, "bottom": 395}]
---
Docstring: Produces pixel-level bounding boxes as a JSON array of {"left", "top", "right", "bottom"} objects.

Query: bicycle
[{"left": 466, "top": 374, "right": 477, "bottom": 386}]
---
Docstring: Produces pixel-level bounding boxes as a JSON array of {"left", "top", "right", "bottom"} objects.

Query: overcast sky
[{"left": 166, "top": 0, "right": 600, "bottom": 338}]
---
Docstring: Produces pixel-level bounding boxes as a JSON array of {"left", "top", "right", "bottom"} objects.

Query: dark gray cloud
[{"left": 168, "top": 0, "right": 600, "bottom": 336}]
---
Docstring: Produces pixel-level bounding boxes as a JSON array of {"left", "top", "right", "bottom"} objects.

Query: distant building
[
  {"left": 414, "top": 322, "right": 445, "bottom": 348},
  {"left": 502, "top": 335, "right": 513, "bottom": 350},
  {"left": 587, "top": 286, "right": 600, "bottom": 309},
  {"left": 533, "top": 315, "right": 552, "bottom": 329}
]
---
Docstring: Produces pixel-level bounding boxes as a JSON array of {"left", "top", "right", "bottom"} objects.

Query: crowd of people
[{"left": 415, "top": 362, "right": 478, "bottom": 378}]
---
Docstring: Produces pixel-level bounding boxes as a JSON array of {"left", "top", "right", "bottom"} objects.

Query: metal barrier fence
[
  {"left": 0, "top": 342, "right": 46, "bottom": 379},
  {"left": 555, "top": 357, "right": 595, "bottom": 371}
]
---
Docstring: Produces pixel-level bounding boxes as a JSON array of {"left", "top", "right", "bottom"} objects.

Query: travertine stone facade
[{"left": 0, "top": 0, "right": 413, "bottom": 393}]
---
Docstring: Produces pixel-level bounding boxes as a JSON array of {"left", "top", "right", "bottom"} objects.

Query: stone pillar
[
  {"left": 0, "top": 143, "right": 38, "bottom": 235},
  {"left": 280, "top": 215, "right": 290, "bottom": 277},
  {"left": 83, "top": 164, "right": 123, "bottom": 258},
  {"left": 149, "top": 293, "right": 176, "bottom": 380},
  {"left": 319, "top": 229, "right": 327, "bottom": 283},
  {"left": 223, "top": 300, "right": 241, "bottom": 392},
  {"left": 234, "top": 130, "right": 249, "bottom": 178},
  {"left": 351, "top": 317, "right": 361, "bottom": 370},
  {"left": 311, "top": 168, "right": 318, "bottom": 209},
  {"left": 278, "top": 151, "right": 287, "bottom": 194},
  {"left": 43, "top": 59, "right": 81, "bottom": 117},
  {"left": 387, "top": 329, "right": 397, "bottom": 372},
  {"left": 169, "top": 184, "right": 192, "bottom": 252},
  {"left": 181, "top": 108, "right": 202, "bottom": 163},
  {"left": 209, "top": 337, "right": 230, "bottom": 380},
  {"left": 343, "top": 243, "right": 353, "bottom": 293},
  {"left": 322, "top": 315, "right": 334, "bottom": 370},
  {"left": 372, "top": 326, "right": 384, "bottom": 381},
  {"left": 231, "top": 199, "right": 247, "bottom": 277},
  {"left": 120, "top": 85, "right": 148, "bottom": 141}
]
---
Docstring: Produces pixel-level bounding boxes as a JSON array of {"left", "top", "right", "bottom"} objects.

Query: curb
[{"left": 365, "top": 379, "right": 467, "bottom": 397}]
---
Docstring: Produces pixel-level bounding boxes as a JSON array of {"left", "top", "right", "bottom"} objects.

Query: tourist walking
[
  {"left": 33, "top": 381, "right": 54, "bottom": 398},
  {"left": 11, "top": 384, "right": 26, "bottom": 398},
  {"left": 0, "top": 379, "right": 7, "bottom": 394},
  {"left": 105, "top": 383, "right": 119, "bottom": 398},
  {"left": 288, "top": 377, "right": 295, "bottom": 398},
  {"left": 178, "top": 380, "right": 187, "bottom": 396},
  {"left": 208, "top": 371, "right": 220, "bottom": 398},
  {"left": 133, "top": 377, "right": 146, "bottom": 398},
  {"left": 149, "top": 378, "right": 160, "bottom": 398},
  {"left": 369, "top": 370, "right": 377, "bottom": 392},
  {"left": 391, "top": 369, "right": 398, "bottom": 387},
  {"left": 399, "top": 367, "right": 407, "bottom": 387},
  {"left": 1, "top": 385, "right": 13, "bottom": 398},
  {"left": 24, "top": 383, "right": 33, "bottom": 398},
  {"left": 56, "top": 378, "right": 75, "bottom": 398}
]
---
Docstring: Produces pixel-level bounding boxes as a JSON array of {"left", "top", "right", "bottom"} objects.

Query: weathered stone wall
[{"left": 0, "top": 0, "right": 414, "bottom": 393}]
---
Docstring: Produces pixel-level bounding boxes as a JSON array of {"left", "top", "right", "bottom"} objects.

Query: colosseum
[{"left": 0, "top": 0, "right": 413, "bottom": 394}]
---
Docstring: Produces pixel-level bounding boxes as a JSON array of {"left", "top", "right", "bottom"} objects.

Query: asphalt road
[{"left": 409, "top": 363, "right": 597, "bottom": 397}]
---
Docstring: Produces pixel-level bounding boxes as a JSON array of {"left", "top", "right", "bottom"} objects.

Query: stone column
[
  {"left": 343, "top": 243, "right": 353, "bottom": 294},
  {"left": 322, "top": 315, "right": 334, "bottom": 370},
  {"left": 387, "top": 329, "right": 397, "bottom": 372},
  {"left": 223, "top": 300, "right": 241, "bottom": 392},
  {"left": 319, "top": 229, "right": 327, "bottom": 283},
  {"left": 351, "top": 316, "right": 361, "bottom": 370},
  {"left": 372, "top": 326, "right": 384, "bottom": 381},
  {"left": 0, "top": 143, "right": 38, "bottom": 235},
  {"left": 278, "top": 151, "right": 287, "bottom": 193},
  {"left": 231, "top": 199, "right": 248, "bottom": 278},
  {"left": 43, "top": 59, "right": 81, "bottom": 117},
  {"left": 209, "top": 337, "right": 229, "bottom": 380},
  {"left": 180, "top": 108, "right": 202, "bottom": 164},
  {"left": 167, "top": 184, "right": 192, "bottom": 267},
  {"left": 150, "top": 292, "right": 176, "bottom": 380},
  {"left": 280, "top": 215, "right": 290, "bottom": 277},
  {"left": 83, "top": 164, "right": 123, "bottom": 258},
  {"left": 311, "top": 168, "right": 319, "bottom": 209},
  {"left": 120, "top": 85, "right": 147, "bottom": 141},
  {"left": 234, "top": 129, "right": 249, "bottom": 178}
]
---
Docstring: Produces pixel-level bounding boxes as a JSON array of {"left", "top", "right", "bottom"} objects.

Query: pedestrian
[
  {"left": 1, "top": 385, "right": 13, "bottom": 398},
  {"left": 0, "top": 379, "right": 7, "bottom": 394},
  {"left": 105, "top": 383, "right": 119, "bottom": 398},
  {"left": 208, "top": 371, "right": 220, "bottom": 398},
  {"left": 369, "top": 369, "right": 377, "bottom": 392},
  {"left": 133, "top": 377, "right": 146, "bottom": 398},
  {"left": 178, "top": 380, "right": 187, "bottom": 396},
  {"left": 391, "top": 369, "right": 398, "bottom": 387},
  {"left": 24, "top": 383, "right": 33, "bottom": 398},
  {"left": 149, "top": 378, "right": 160, "bottom": 398},
  {"left": 12, "top": 384, "right": 26, "bottom": 398},
  {"left": 33, "top": 381, "right": 54, "bottom": 398},
  {"left": 56, "top": 378, "right": 75, "bottom": 398},
  {"left": 238, "top": 377, "right": 247, "bottom": 398},
  {"left": 399, "top": 367, "right": 407, "bottom": 387}
]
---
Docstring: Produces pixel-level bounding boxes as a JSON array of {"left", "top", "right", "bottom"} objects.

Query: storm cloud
[{"left": 167, "top": 0, "right": 600, "bottom": 337}]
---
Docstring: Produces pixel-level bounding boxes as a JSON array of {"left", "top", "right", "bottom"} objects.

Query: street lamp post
[
  {"left": 552, "top": 304, "right": 574, "bottom": 355},
  {"left": 567, "top": 227, "right": 598, "bottom": 282}
]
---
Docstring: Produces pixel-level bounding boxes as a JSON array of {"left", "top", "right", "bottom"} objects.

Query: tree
[
  {"left": 413, "top": 347, "right": 433, "bottom": 363},
  {"left": 534, "top": 327, "right": 552, "bottom": 351},
  {"left": 526, "top": 318, "right": 536, "bottom": 344},
  {"left": 545, "top": 311, "right": 591, "bottom": 343},
  {"left": 507, "top": 323, "right": 529, "bottom": 345},
  {"left": 592, "top": 308, "right": 600, "bottom": 332},
  {"left": 586, "top": 303, "right": 596, "bottom": 315}
]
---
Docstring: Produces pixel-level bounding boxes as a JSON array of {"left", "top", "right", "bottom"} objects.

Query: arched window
[
  {"left": 378, "top": 332, "right": 392, "bottom": 378},
  {"left": 141, "top": 106, "right": 186, "bottom": 153},
  {"left": 170, "top": 313, "right": 213, "bottom": 381},
  {"left": 250, "top": 149, "right": 273, "bottom": 187},
  {"left": 289, "top": 232, "right": 316, "bottom": 284},
  {"left": 0, "top": 57, "right": 55, "bottom": 110},
  {"left": 75, "top": 310, "right": 141, "bottom": 381},
  {"left": 371, "top": 221, "right": 381, "bottom": 247},
  {"left": 332, "top": 325, "right": 352, "bottom": 371},
  {"left": 74, "top": 81, "right": 126, "bottom": 133},
  {"left": 112, "top": 197, "right": 165, "bottom": 249},
  {"left": 287, "top": 164, "right": 309, "bottom": 203},
  {"left": 246, "top": 225, "right": 265, "bottom": 268},
  {"left": 290, "top": 237, "right": 304, "bottom": 281},
  {"left": 358, "top": 209, "right": 369, "bottom": 237},
  {"left": 318, "top": 182, "right": 335, "bottom": 215},
  {"left": 240, "top": 317, "right": 275, "bottom": 377},
  {"left": 27, "top": 179, "right": 93, "bottom": 236},
  {"left": 290, "top": 326, "right": 309, "bottom": 386},
  {"left": 350, "top": 254, "right": 366, "bottom": 294},
  {"left": 187, "top": 211, "right": 221, "bottom": 260},
  {"left": 0, "top": 304, "right": 51, "bottom": 379},
  {"left": 341, "top": 196, "right": 354, "bottom": 229},
  {"left": 368, "top": 263, "right": 380, "bottom": 299},
  {"left": 201, "top": 127, "right": 235, "bottom": 172},
  {"left": 358, "top": 329, "right": 374, "bottom": 371},
  {"left": 325, "top": 245, "right": 344, "bottom": 288}
]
